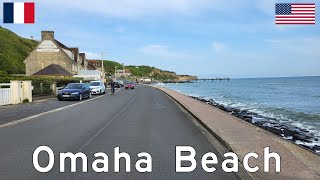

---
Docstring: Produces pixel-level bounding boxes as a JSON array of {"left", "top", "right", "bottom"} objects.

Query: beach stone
[
  {"left": 292, "top": 134, "right": 312, "bottom": 143},
  {"left": 242, "top": 115, "right": 252, "bottom": 119},
  {"left": 225, "top": 107, "right": 236, "bottom": 113},
  {"left": 300, "top": 144, "right": 310, "bottom": 149},
  {"left": 312, "top": 145, "right": 320, "bottom": 151},
  {"left": 244, "top": 118, "right": 252, "bottom": 122},
  {"left": 281, "top": 128, "right": 295, "bottom": 137},
  {"left": 265, "top": 127, "right": 283, "bottom": 136}
]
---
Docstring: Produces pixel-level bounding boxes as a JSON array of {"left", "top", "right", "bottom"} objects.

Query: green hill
[
  {"left": 103, "top": 61, "right": 197, "bottom": 81},
  {"left": 103, "top": 61, "right": 177, "bottom": 80},
  {"left": 0, "top": 26, "right": 38, "bottom": 74},
  {"left": 103, "top": 60, "right": 123, "bottom": 75}
]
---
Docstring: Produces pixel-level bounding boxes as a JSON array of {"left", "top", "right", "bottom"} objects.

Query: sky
[{"left": 1, "top": 0, "right": 319, "bottom": 78}]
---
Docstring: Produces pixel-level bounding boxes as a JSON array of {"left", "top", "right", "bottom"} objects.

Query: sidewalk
[{"left": 156, "top": 86, "right": 320, "bottom": 180}]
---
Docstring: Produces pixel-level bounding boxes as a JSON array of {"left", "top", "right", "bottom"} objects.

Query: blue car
[{"left": 58, "top": 83, "right": 91, "bottom": 101}]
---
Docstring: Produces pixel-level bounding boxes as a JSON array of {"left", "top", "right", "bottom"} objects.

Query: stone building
[{"left": 24, "top": 31, "right": 87, "bottom": 76}]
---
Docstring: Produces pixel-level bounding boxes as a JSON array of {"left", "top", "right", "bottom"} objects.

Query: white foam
[{"left": 285, "top": 136, "right": 293, "bottom": 140}]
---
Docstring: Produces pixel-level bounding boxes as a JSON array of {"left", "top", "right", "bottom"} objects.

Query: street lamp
[{"left": 114, "top": 66, "right": 118, "bottom": 80}]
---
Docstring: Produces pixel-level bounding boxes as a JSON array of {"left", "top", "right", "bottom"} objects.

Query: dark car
[
  {"left": 58, "top": 83, "right": 91, "bottom": 101},
  {"left": 115, "top": 82, "right": 122, "bottom": 88},
  {"left": 108, "top": 81, "right": 122, "bottom": 88},
  {"left": 125, "top": 82, "right": 135, "bottom": 89}
]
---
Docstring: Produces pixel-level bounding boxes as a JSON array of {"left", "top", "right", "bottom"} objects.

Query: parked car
[
  {"left": 125, "top": 82, "right": 135, "bottom": 89},
  {"left": 89, "top": 81, "right": 106, "bottom": 95},
  {"left": 58, "top": 83, "right": 91, "bottom": 101},
  {"left": 115, "top": 82, "right": 122, "bottom": 88},
  {"left": 108, "top": 81, "right": 122, "bottom": 88}
]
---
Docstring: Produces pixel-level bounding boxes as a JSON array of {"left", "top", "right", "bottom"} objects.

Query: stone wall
[{"left": 24, "top": 50, "right": 75, "bottom": 76}]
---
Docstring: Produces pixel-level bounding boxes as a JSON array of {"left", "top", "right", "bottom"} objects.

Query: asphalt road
[
  {"left": 0, "top": 88, "right": 120, "bottom": 125},
  {"left": 0, "top": 85, "right": 239, "bottom": 180}
]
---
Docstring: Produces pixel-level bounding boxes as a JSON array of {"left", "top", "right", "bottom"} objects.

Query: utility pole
[
  {"left": 115, "top": 66, "right": 118, "bottom": 80},
  {"left": 101, "top": 51, "right": 107, "bottom": 80}
]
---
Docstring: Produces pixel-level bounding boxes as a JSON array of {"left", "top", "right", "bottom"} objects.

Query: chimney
[{"left": 41, "top": 31, "right": 54, "bottom": 40}]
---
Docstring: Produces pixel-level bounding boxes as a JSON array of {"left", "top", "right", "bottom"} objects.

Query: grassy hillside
[
  {"left": 103, "top": 60, "right": 123, "bottom": 75},
  {"left": 0, "top": 26, "right": 38, "bottom": 74},
  {"left": 103, "top": 60, "right": 197, "bottom": 81},
  {"left": 126, "top": 65, "right": 177, "bottom": 81}
]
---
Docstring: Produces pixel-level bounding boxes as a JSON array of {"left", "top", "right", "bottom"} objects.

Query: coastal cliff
[{"left": 125, "top": 65, "right": 197, "bottom": 82}]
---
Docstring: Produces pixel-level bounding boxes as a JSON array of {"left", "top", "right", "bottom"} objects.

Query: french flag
[{"left": 3, "top": 2, "right": 35, "bottom": 24}]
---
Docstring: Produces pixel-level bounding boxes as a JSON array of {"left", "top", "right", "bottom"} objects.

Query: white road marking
[
  {"left": 0, "top": 89, "right": 121, "bottom": 129},
  {"left": 78, "top": 95, "right": 136, "bottom": 151}
]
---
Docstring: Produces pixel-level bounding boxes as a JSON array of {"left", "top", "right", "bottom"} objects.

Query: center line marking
[{"left": 78, "top": 95, "right": 136, "bottom": 151}]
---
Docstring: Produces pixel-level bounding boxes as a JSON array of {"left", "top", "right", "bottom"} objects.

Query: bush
[
  {"left": 22, "top": 99, "right": 29, "bottom": 103},
  {"left": 0, "top": 70, "right": 8, "bottom": 75}
]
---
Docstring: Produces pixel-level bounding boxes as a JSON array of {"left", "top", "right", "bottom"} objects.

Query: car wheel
[
  {"left": 58, "top": 98, "right": 63, "bottom": 101},
  {"left": 103, "top": 90, "right": 106, "bottom": 94},
  {"left": 79, "top": 94, "right": 82, "bottom": 101},
  {"left": 99, "top": 90, "right": 101, "bottom": 95}
]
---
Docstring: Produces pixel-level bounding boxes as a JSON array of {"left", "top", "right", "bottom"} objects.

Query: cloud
[
  {"left": 83, "top": 51, "right": 101, "bottom": 59},
  {"left": 139, "top": 44, "right": 187, "bottom": 59},
  {"left": 265, "top": 37, "right": 320, "bottom": 58},
  {"left": 212, "top": 42, "right": 227, "bottom": 53},
  {"left": 116, "top": 26, "right": 126, "bottom": 33}
]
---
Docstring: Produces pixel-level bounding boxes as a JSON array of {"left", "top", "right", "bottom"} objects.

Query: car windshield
[
  {"left": 64, "top": 84, "right": 82, "bottom": 89},
  {"left": 90, "top": 82, "right": 100, "bottom": 86},
  {"left": 127, "top": 82, "right": 133, "bottom": 84}
]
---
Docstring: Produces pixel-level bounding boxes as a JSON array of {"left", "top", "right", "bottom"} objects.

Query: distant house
[
  {"left": 74, "top": 70, "right": 104, "bottom": 81},
  {"left": 24, "top": 31, "right": 87, "bottom": 76}
]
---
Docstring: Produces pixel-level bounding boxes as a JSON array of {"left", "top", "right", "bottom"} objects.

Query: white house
[{"left": 74, "top": 70, "right": 104, "bottom": 81}]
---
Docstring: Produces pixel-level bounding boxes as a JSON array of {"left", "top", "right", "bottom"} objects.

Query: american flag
[{"left": 275, "top": 3, "right": 316, "bottom": 24}]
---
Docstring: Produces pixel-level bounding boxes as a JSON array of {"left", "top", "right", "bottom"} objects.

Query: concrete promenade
[{"left": 155, "top": 86, "right": 320, "bottom": 180}]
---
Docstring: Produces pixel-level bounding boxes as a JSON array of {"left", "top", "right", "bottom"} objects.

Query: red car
[{"left": 125, "top": 82, "right": 135, "bottom": 89}]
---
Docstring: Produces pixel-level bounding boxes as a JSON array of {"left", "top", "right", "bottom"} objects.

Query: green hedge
[
  {"left": 0, "top": 75, "right": 84, "bottom": 95},
  {"left": 0, "top": 75, "right": 82, "bottom": 84}
]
